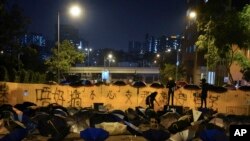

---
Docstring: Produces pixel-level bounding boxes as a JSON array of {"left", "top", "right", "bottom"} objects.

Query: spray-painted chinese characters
[
  {"left": 51, "top": 88, "right": 65, "bottom": 105},
  {"left": 125, "top": 90, "right": 132, "bottom": 104},
  {"left": 90, "top": 90, "right": 96, "bottom": 100},
  {"left": 106, "top": 90, "right": 116, "bottom": 99},
  {"left": 36, "top": 87, "right": 51, "bottom": 106},
  {"left": 0, "top": 83, "right": 8, "bottom": 104},
  {"left": 36, "top": 87, "right": 65, "bottom": 106},
  {"left": 69, "top": 89, "right": 82, "bottom": 107}
]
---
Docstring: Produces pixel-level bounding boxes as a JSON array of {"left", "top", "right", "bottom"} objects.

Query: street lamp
[
  {"left": 57, "top": 4, "right": 81, "bottom": 83},
  {"left": 176, "top": 49, "right": 181, "bottom": 81},
  {"left": 107, "top": 54, "right": 114, "bottom": 67},
  {"left": 85, "top": 48, "right": 92, "bottom": 66}
]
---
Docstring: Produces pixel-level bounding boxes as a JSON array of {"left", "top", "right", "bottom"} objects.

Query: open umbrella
[
  {"left": 80, "top": 127, "right": 109, "bottom": 141},
  {"left": 132, "top": 81, "right": 147, "bottom": 106},
  {"left": 70, "top": 79, "right": 93, "bottom": 87},
  {"left": 207, "top": 84, "right": 227, "bottom": 93},
  {"left": 238, "top": 85, "right": 250, "bottom": 91},
  {"left": 183, "top": 84, "right": 201, "bottom": 90},
  {"left": 160, "top": 112, "right": 180, "bottom": 129},
  {"left": 150, "top": 82, "right": 164, "bottom": 89},
  {"left": 113, "top": 80, "right": 127, "bottom": 92},
  {"left": 142, "top": 129, "right": 170, "bottom": 141}
]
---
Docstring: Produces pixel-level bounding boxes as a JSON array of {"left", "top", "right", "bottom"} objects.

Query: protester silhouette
[
  {"left": 200, "top": 78, "right": 208, "bottom": 109},
  {"left": 146, "top": 92, "right": 159, "bottom": 109},
  {"left": 167, "top": 77, "right": 176, "bottom": 106}
]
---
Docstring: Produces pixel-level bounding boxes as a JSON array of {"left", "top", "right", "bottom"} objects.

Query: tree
[
  {"left": 195, "top": 1, "right": 250, "bottom": 84},
  {"left": 159, "top": 63, "right": 186, "bottom": 84},
  {"left": 45, "top": 40, "right": 84, "bottom": 81}
]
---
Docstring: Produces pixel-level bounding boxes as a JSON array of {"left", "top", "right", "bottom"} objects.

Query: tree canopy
[
  {"left": 45, "top": 40, "right": 84, "bottom": 78},
  {"left": 195, "top": 1, "right": 250, "bottom": 84}
]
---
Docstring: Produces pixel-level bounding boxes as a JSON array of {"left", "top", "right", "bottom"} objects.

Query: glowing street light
[
  {"left": 85, "top": 48, "right": 92, "bottom": 66},
  {"left": 189, "top": 11, "right": 197, "bottom": 19},
  {"left": 57, "top": 4, "right": 82, "bottom": 83}
]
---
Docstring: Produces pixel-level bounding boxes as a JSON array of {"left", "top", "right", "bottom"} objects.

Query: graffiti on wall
[
  {"left": 125, "top": 90, "right": 132, "bottom": 104},
  {"left": 90, "top": 90, "right": 96, "bottom": 100},
  {"left": 51, "top": 88, "right": 65, "bottom": 105},
  {"left": 36, "top": 87, "right": 51, "bottom": 106},
  {"left": 36, "top": 87, "right": 66, "bottom": 106},
  {"left": 106, "top": 90, "right": 116, "bottom": 99},
  {"left": 69, "top": 89, "right": 82, "bottom": 107},
  {"left": 0, "top": 83, "right": 8, "bottom": 104}
]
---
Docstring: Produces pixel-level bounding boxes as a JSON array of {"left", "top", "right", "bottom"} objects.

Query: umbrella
[
  {"left": 150, "top": 82, "right": 165, "bottom": 89},
  {"left": 80, "top": 127, "right": 109, "bottom": 141},
  {"left": 160, "top": 112, "right": 180, "bottom": 129},
  {"left": 238, "top": 85, "right": 250, "bottom": 91},
  {"left": 192, "top": 109, "right": 202, "bottom": 122},
  {"left": 176, "top": 81, "right": 188, "bottom": 89},
  {"left": 70, "top": 79, "right": 93, "bottom": 87},
  {"left": 183, "top": 84, "right": 201, "bottom": 90},
  {"left": 170, "top": 129, "right": 196, "bottom": 141},
  {"left": 207, "top": 85, "right": 227, "bottom": 93},
  {"left": 199, "top": 129, "right": 228, "bottom": 141},
  {"left": 95, "top": 122, "right": 127, "bottom": 135},
  {"left": 70, "top": 109, "right": 94, "bottom": 133},
  {"left": 142, "top": 129, "right": 170, "bottom": 141},
  {"left": 132, "top": 81, "right": 147, "bottom": 106},
  {"left": 113, "top": 80, "right": 127, "bottom": 92},
  {"left": 113, "top": 80, "right": 126, "bottom": 86},
  {"left": 223, "top": 84, "right": 236, "bottom": 90},
  {"left": 168, "top": 119, "right": 191, "bottom": 134}
]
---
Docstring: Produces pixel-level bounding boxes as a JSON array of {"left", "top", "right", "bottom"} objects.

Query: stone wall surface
[{"left": 1, "top": 82, "right": 250, "bottom": 115}]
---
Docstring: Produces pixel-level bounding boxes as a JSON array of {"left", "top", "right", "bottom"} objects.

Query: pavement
[{"left": 21, "top": 133, "right": 147, "bottom": 141}]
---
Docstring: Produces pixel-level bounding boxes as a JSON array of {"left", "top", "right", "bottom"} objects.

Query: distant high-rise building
[
  {"left": 166, "top": 35, "right": 183, "bottom": 50},
  {"left": 143, "top": 34, "right": 158, "bottom": 53},
  {"left": 128, "top": 41, "right": 141, "bottom": 54},
  {"left": 55, "top": 24, "right": 88, "bottom": 52},
  {"left": 20, "top": 33, "right": 46, "bottom": 47}
]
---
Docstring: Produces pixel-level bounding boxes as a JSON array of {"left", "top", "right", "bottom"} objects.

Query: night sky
[{"left": 14, "top": 0, "right": 187, "bottom": 51}]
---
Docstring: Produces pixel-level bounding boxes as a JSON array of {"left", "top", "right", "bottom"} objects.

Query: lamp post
[
  {"left": 176, "top": 49, "right": 180, "bottom": 81},
  {"left": 188, "top": 10, "right": 197, "bottom": 84},
  {"left": 108, "top": 54, "right": 113, "bottom": 67},
  {"left": 57, "top": 5, "right": 81, "bottom": 83},
  {"left": 85, "top": 48, "right": 92, "bottom": 66}
]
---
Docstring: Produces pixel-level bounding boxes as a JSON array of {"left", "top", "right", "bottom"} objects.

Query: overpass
[{"left": 69, "top": 67, "right": 160, "bottom": 74}]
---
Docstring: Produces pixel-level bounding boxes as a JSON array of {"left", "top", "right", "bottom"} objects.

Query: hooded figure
[
  {"left": 146, "top": 92, "right": 159, "bottom": 110},
  {"left": 167, "top": 77, "right": 176, "bottom": 106},
  {"left": 200, "top": 78, "right": 208, "bottom": 108}
]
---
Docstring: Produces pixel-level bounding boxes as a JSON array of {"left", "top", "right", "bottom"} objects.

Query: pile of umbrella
[{"left": 1, "top": 102, "right": 250, "bottom": 141}]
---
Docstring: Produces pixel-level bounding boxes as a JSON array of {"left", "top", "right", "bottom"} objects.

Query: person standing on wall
[
  {"left": 146, "top": 91, "right": 159, "bottom": 110},
  {"left": 200, "top": 78, "right": 208, "bottom": 109},
  {"left": 167, "top": 77, "right": 176, "bottom": 106}
]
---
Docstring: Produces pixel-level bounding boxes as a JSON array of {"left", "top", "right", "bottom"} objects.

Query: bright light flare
[
  {"left": 189, "top": 11, "right": 197, "bottom": 19},
  {"left": 69, "top": 5, "right": 81, "bottom": 17}
]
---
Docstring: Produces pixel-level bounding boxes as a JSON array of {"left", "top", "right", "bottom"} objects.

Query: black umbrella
[
  {"left": 207, "top": 85, "right": 228, "bottom": 93},
  {"left": 70, "top": 80, "right": 93, "bottom": 87},
  {"left": 183, "top": 84, "right": 201, "bottom": 90},
  {"left": 80, "top": 127, "right": 109, "bottom": 141},
  {"left": 142, "top": 129, "right": 170, "bottom": 141},
  {"left": 150, "top": 82, "right": 165, "bottom": 89},
  {"left": 94, "top": 81, "right": 105, "bottom": 86},
  {"left": 132, "top": 81, "right": 147, "bottom": 106},
  {"left": 113, "top": 80, "right": 127, "bottom": 92},
  {"left": 238, "top": 85, "right": 250, "bottom": 91},
  {"left": 223, "top": 84, "right": 236, "bottom": 90}
]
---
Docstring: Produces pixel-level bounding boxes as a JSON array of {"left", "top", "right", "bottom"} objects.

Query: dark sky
[{"left": 14, "top": 0, "right": 187, "bottom": 51}]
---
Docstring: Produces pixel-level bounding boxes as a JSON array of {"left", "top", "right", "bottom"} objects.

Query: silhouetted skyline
[{"left": 15, "top": 0, "right": 187, "bottom": 50}]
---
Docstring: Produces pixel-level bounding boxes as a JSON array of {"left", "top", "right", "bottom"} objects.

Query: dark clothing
[
  {"left": 146, "top": 92, "right": 157, "bottom": 109},
  {"left": 200, "top": 82, "right": 208, "bottom": 108},
  {"left": 167, "top": 80, "right": 176, "bottom": 106}
]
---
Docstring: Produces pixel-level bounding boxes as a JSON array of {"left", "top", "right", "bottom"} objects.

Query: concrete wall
[{"left": 1, "top": 82, "right": 250, "bottom": 115}]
